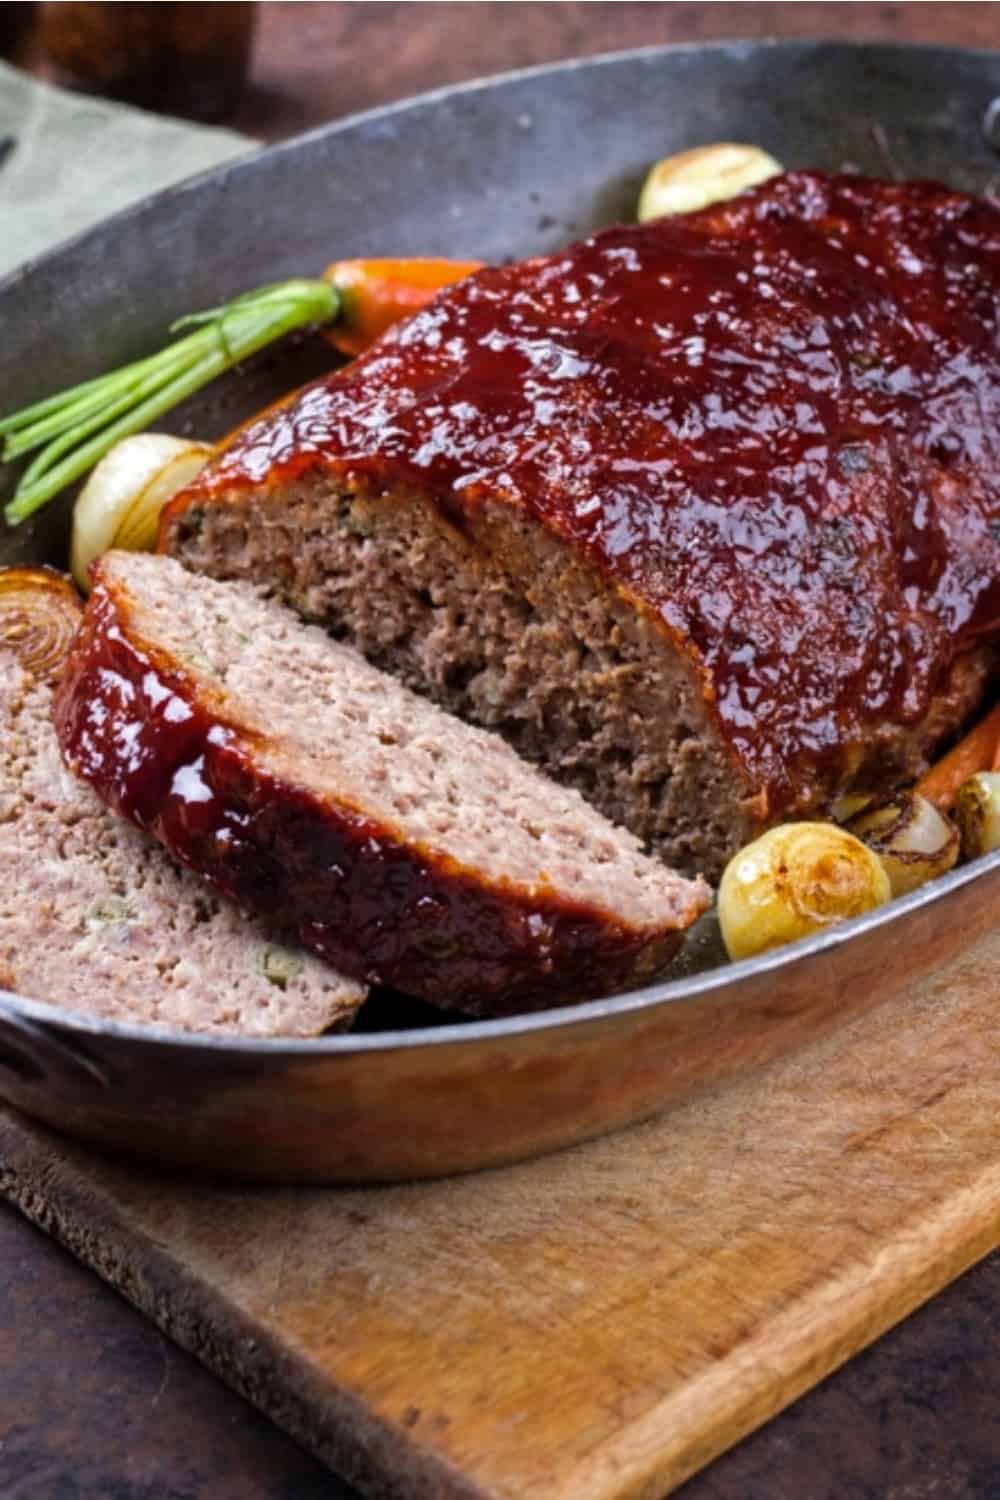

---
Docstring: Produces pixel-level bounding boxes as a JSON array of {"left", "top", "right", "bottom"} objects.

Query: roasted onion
[
  {"left": 846, "top": 793, "right": 959, "bottom": 896},
  {"left": 71, "top": 433, "right": 210, "bottom": 591},
  {"left": 954, "top": 772, "right": 1000, "bottom": 860},
  {"left": 638, "top": 143, "right": 783, "bottom": 222},
  {"left": 0, "top": 567, "right": 81, "bottom": 682},
  {"left": 718, "top": 822, "right": 890, "bottom": 961},
  {"left": 829, "top": 792, "right": 874, "bottom": 824}
]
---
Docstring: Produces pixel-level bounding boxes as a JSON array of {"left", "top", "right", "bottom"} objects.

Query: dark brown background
[
  {"left": 234, "top": 2, "right": 1000, "bottom": 141},
  {"left": 4, "top": 4, "right": 1000, "bottom": 1498}
]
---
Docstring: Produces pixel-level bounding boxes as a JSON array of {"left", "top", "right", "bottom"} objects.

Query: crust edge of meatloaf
[
  {"left": 54, "top": 552, "right": 710, "bottom": 1016},
  {"left": 161, "top": 473, "right": 995, "bottom": 882}
]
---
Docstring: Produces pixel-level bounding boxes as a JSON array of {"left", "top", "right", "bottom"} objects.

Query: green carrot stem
[
  {"left": 0, "top": 357, "right": 164, "bottom": 436},
  {"left": 5, "top": 337, "right": 201, "bottom": 459},
  {"left": 6, "top": 354, "right": 223, "bottom": 522},
  {"left": 15, "top": 336, "right": 212, "bottom": 483},
  {"left": 2, "top": 278, "right": 339, "bottom": 525},
  {"left": 0, "top": 332, "right": 215, "bottom": 438}
]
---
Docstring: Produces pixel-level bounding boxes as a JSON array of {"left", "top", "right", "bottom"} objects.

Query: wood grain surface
[{"left": 4, "top": 919, "right": 1000, "bottom": 1500}]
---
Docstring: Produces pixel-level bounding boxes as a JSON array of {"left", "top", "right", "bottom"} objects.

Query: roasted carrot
[
  {"left": 322, "top": 258, "right": 483, "bottom": 356},
  {"left": 1, "top": 259, "right": 484, "bottom": 524},
  {"left": 915, "top": 700, "right": 1000, "bottom": 811}
]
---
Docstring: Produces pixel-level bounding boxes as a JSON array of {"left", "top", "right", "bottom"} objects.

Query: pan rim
[
  {"left": 6, "top": 847, "right": 998, "bottom": 1055},
  {"left": 1, "top": 35, "right": 998, "bottom": 298}
]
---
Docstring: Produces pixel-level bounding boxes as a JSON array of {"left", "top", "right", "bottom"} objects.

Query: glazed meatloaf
[
  {"left": 1, "top": 576, "right": 364, "bottom": 1037},
  {"left": 162, "top": 172, "right": 1000, "bottom": 880},
  {"left": 54, "top": 552, "right": 709, "bottom": 1015}
]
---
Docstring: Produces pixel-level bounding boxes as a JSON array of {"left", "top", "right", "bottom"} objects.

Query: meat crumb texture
[
  {"left": 0, "top": 650, "right": 365, "bottom": 1037},
  {"left": 54, "top": 552, "right": 710, "bottom": 1015}
]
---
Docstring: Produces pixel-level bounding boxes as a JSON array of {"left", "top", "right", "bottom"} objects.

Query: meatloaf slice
[
  {"left": 162, "top": 171, "right": 1000, "bottom": 880},
  {"left": 0, "top": 610, "right": 364, "bottom": 1037},
  {"left": 54, "top": 552, "right": 709, "bottom": 1015}
]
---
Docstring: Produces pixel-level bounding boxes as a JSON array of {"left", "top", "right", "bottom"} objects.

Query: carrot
[
  {"left": 915, "top": 700, "right": 1000, "bottom": 811},
  {"left": 322, "top": 258, "right": 483, "bottom": 356},
  {"left": 1, "top": 259, "right": 486, "bottom": 524}
]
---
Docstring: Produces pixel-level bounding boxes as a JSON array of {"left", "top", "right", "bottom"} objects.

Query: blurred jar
[
  {"left": 0, "top": 3, "right": 37, "bottom": 59},
  {"left": 39, "top": 2, "right": 256, "bottom": 122}
]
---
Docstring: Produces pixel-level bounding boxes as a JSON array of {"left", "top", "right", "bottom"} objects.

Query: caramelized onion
[
  {"left": 954, "top": 772, "right": 1000, "bottom": 860},
  {"left": 115, "top": 444, "right": 211, "bottom": 553},
  {"left": 638, "top": 143, "right": 783, "bottom": 222},
  {"left": 846, "top": 792, "right": 959, "bottom": 896},
  {"left": 830, "top": 792, "right": 874, "bottom": 824},
  {"left": 71, "top": 432, "right": 203, "bottom": 588},
  {"left": 0, "top": 567, "right": 81, "bottom": 682},
  {"left": 718, "top": 822, "right": 890, "bottom": 961}
]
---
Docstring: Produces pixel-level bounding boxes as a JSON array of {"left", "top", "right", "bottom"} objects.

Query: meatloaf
[
  {"left": 0, "top": 573, "right": 364, "bottom": 1037},
  {"left": 162, "top": 171, "right": 1000, "bottom": 880},
  {"left": 54, "top": 552, "right": 709, "bottom": 1015}
]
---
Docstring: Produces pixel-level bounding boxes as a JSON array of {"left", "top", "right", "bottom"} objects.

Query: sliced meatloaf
[
  {"left": 0, "top": 583, "right": 364, "bottom": 1037},
  {"left": 162, "top": 171, "right": 1000, "bottom": 880},
  {"left": 54, "top": 552, "right": 709, "bottom": 1015}
]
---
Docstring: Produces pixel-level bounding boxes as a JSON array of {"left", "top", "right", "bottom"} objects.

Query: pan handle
[{"left": 0, "top": 997, "right": 112, "bottom": 1088}]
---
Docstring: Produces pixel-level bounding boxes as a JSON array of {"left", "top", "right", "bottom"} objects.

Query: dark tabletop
[{"left": 5, "top": 4, "right": 1000, "bottom": 1498}]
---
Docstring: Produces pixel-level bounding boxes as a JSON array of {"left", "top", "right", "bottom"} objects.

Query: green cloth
[{"left": 0, "top": 60, "right": 255, "bottom": 277}]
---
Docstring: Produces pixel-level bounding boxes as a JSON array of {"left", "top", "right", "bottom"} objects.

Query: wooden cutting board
[{"left": 2, "top": 922, "right": 1000, "bottom": 1500}]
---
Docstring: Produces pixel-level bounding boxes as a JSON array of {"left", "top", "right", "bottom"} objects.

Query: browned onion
[
  {"left": 0, "top": 567, "right": 82, "bottom": 682},
  {"left": 955, "top": 773, "right": 1000, "bottom": 860},
  {"left": 846, "top": 792, "right": 959, "bottom": 896}
]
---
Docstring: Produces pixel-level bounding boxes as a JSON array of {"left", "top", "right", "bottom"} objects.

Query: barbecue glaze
[{"left": 168, "top": 173, "right": 1000, "bottom": 813}]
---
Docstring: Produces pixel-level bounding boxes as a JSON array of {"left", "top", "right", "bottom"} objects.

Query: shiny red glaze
[
  {"left": 173, "top": 173, "right": 1000, "bottom": 811},
  {"left": 53, "top": 579, "right": 692, "bottom": 1015}
]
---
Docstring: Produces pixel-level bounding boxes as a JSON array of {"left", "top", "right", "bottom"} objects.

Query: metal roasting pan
[{"left": 0, "top": 41, "right": 998, "bottom": 1182}]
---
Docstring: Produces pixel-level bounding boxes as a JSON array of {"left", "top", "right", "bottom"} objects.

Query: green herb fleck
[{"left": 259, "top": 945, "right": 305, "bottom": 991}]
